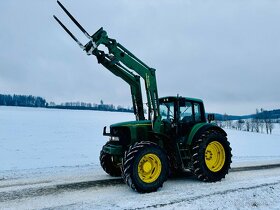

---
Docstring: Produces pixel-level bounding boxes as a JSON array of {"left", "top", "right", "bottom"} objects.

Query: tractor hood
[
  {"left": 107, "top": 120, "right": 152, "bottom": 145},
  {"left": 110, "top": 120, "right": 152, "bottom": 128}
]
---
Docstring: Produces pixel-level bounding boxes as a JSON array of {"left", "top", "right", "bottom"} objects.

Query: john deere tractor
[{"left": 54, "top": 1, "right": 232, "bottom": 193}]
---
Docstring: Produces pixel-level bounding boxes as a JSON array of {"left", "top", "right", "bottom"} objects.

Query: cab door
[{"left": 177, "top": 100, "right": 203, "bottom": 138}]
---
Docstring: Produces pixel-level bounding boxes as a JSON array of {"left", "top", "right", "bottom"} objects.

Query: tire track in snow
[
  {"left": 230, "top": 163, "right": 280, "bottom": 172},
  {"left": 0, "top": 180, "right": 52, "bottom": 189},
  {"left": 1, "top": 163, "right": 280, "bottom": 202},
  {"left": 0, "top": 179, "right": 123, "bottom": 202},
  {"left": 131, "top": 180, "right": 280, "bottom": 209}
]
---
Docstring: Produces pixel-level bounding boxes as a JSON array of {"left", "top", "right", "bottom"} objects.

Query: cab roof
[{"left": 159, "top": 96, "right": 203, "bottom": 103}]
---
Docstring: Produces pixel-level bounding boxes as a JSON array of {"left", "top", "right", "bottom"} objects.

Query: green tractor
[{"left": 54, "top": 1, "right": 232, "bottom": 193}]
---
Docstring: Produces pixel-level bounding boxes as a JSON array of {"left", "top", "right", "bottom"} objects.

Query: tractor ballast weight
[{"left": 54, "top": 1, "right": 232, "bottom": 193}]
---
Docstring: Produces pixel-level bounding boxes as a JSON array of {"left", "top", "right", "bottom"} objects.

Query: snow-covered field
[
  {"left": 0, "top": 106, "right": 133, "bottom": 180},
  {"left": 1, "top": 106, "right": 280, "bottom": 210}
]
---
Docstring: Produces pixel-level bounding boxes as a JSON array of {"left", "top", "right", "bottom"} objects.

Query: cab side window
[
  {"left": 179, "top": 102, "right": 193, "bottom": 122},
  {"left": 194, "top": 103, "right": 202, "bottom": 122}
]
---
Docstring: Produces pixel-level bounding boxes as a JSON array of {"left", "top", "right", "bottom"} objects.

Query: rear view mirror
[{"left": 207, "top": 114, "right": 215, "bottom": 123}]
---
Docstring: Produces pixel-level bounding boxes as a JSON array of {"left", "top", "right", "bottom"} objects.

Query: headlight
[{"left": 110, "top": 136, "right": 119, "bottom": 141}]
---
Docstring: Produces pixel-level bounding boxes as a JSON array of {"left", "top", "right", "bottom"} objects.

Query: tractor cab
[{"left": 159, "top": 96, "right": 206, "bottom": 138}]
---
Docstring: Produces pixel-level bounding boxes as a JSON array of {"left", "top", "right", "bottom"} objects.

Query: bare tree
[
  {"left": 215, "top": 120, "right": 224, "bottom": 128},
  {"left": 262, "top": 109, "right": 271, "bottom": 134},
  {"left": 227, "top": 120, "right": 233, "bottom": 129},
  {"left": 264, "top": 120, "right": 268, "bottom": 134},
  {"left": 254, "top": 119, "right": 260, "bottom": 133},
  {"left": 254, "top": 109, "right": 260, "bottom": 133},
  {"left": 223, "top": 113, "right": 230, "bottom": 128},
  {"left": 236, "top": 119, "right": 245, "bottom": 131},
  {"left": 245, "top": 120, "right": 251, "bottom": 131},
  {"left": 250, "top": 119, "right": 254, "bottom": 132},
  {"left": 268, "top": 120, "right": 274, "bottom": 134},
  {"left": 259, "top": 119, "right": 264, "bottom": 133}
]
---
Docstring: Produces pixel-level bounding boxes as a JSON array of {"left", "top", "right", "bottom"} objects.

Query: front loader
[{"left": 54, "top": 1, "right": 232, "bottom": 193}]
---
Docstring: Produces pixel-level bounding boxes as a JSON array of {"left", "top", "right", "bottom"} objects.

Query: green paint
[
  {"left": 187, "top": 123, "right": 207, "bottom": 145},
  {"left": 102, "top": 143, "right": 124, "bottom": 155},
  {"left": 186, "top": 123, "right": 221, "bottom": 145},
  {"left": 111, "top": 120, "right": 152, "bottom": 127}
]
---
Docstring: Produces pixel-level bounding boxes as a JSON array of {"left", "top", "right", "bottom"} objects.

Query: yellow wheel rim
[
  {"left": 205, "top": 141, "right": 225, "bottom": 172},
  {"left": 138, "top": 153, "right": 162, "bottom": 183}
]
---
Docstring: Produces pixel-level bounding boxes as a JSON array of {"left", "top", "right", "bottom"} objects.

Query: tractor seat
[{"left": 181, "top": 116, "right": 193, "bottom": 123}]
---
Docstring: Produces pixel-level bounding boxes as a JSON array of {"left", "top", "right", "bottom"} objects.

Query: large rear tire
[
  {"left": 191, "top": 130, "right": 232, "bottom": 182},
  {"left": 100, "top": 150, "right": 121, "bottom": 177},
  {"left": 122, "top": 141, "right": 169, "bottom": 193}
]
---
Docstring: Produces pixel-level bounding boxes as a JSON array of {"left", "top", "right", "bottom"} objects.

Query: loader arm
[
  {"left": 94, "top": 49, "right": 145, "bottom": 121},
  {"left": 86, "top": 28, "right": 161, "bottom": 131},
  {"left": 53, "top": 1, "right": 161, "bottom": 131}
]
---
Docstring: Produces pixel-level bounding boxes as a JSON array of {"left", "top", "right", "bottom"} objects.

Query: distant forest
[
  {"left": 213, "top": 109, "right": 280, "bottom": 121},
  {"left": 0, "top": 94, "right": 133, "bottom": 113},
  {"left": 0, "top": 94, "right": 46, "bottom": 107},
  {"left": 47, "top": 100, "right": 133, "bottom": 113}
]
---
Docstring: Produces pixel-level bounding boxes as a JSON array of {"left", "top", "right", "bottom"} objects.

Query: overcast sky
[{"left": 0, "top": 0, "right": 279, "bottom": 115}]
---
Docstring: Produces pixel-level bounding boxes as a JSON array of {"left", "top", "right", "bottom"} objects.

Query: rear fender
[{"left": 186, "top": 123, "right": 227, "bottom": 145}]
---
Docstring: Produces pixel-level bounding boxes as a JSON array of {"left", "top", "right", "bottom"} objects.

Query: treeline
[
  {"left": 47, "top": 100, "right": 133, "bottom": 113},
  {"left": 213, "top": 109, "right": 280, "bottom": 121},
  {"left": 0, "top": 94, "right": 133, "bottom": 113},
  {"left": 216, "top": 109, "right": 280, "bottom": 134},
  {"left": 0, "top": 94, "right": 46, "bottom": 107}
]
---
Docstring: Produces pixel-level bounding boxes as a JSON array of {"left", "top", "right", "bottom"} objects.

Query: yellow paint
[
  {"left": 205, "top": 141, "right": 225, "bottom": 172},
  {"left": 138, "top": 153, "right": 161, "bottom": 183}
]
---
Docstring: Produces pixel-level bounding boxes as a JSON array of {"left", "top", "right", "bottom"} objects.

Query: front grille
[{"left": 111, "top": 127, "right": 131, "bottom": 146}]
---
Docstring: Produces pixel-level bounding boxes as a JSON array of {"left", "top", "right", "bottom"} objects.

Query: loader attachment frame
[{"left": 54, "top": 1, "right": 161, "bottom": 130}]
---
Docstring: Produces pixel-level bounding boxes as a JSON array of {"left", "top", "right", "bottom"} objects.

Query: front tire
[
  {"left": 100, "top": 150, "right": 121, "bottom": 177},
  {"left": 191, "top": 130, "right": 232, "bottom": 182},
  {"left": 122, "top": 141, "right": 169, "bottom": 193}
]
